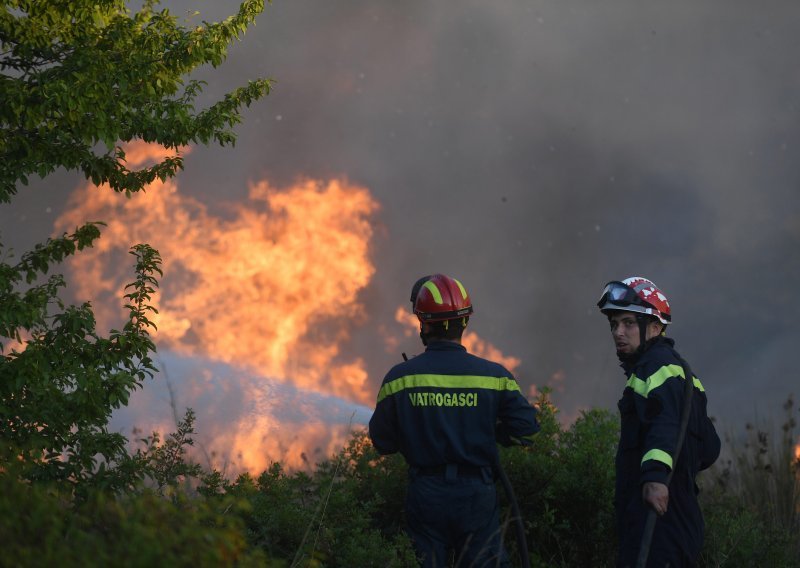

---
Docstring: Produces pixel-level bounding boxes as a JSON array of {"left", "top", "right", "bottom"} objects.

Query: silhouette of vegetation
[
  {"left": 1, "top": 382, "right": 798, "bottom": 566},
  {"left": 700, "top": 395, "right": 800, "bottom": 567}
]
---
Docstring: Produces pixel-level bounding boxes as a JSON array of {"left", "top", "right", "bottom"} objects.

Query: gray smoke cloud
[{"left": 3, "top": 0, "right": 799, "bottom": 443}]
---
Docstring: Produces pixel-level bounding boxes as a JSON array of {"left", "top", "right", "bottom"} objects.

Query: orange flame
[
  {"left": 54, "top": 141, "right": 379, "bottom": 471},
  {"left": 0, "top": 334, "right": 28, "bottom": 354},
  {"left": 55, "top": 142, "right": 377, "bottom": 403}
]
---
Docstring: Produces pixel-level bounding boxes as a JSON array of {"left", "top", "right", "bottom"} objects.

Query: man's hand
[{"left": 642, "top": 482, "right": 669, "bottom": 516}]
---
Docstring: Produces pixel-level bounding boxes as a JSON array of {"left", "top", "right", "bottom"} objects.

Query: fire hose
[
  {"left": 494, "top": 451, "right": 530, "bottom": 568},
  {"left": 635, "top": 357, "right": 695, "bottom": 568}
]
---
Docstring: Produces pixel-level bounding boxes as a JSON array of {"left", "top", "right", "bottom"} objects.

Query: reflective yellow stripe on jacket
[
  {"left": 627, "top": 364, "right": 706, "bottom": 469},
  {"left": 377, "top": 374, "right": 521, "bottom": 403},
  {"left": 626, "top": 364, "right": 706, "bottom": 399}
]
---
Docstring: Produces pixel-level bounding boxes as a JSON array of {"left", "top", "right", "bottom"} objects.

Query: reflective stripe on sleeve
[
  {"left": 641, "top": 448, "right": 673, "bottom": 469},
  {"left": 627, "top": 364, "right": 706, "bottom": 399},
  {"left": 377, "top": 374, "right": 521, "bottom": 403}
]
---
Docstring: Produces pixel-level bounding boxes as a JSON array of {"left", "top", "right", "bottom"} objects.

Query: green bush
[
  {"left": 216, "top": 437, "right": 417, "bottom": 567},
  {"left": 310, "top": 434, "right": 417, "bottom": 567},
  {"left": 700, "top": 395, "right": 800, "bottom": 567},
  {"left": 0, "top": 470, "right": 265, "bottom": 568},
  {"left": 700, "top": 489, "right": 798, "bottom": 568},
  {"left": 3, "top": 379, "right": 798, "bottom": 567},
  {"left": 499, "top": 390, "right": 618, "bottom": 567}
]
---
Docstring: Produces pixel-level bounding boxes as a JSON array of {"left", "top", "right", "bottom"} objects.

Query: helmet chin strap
[
  {"left": 636, "top": 314, "right": 649, "bottom": 355},
  {"left": 616, "top": 315, "right": 651, "bottom": 365}
]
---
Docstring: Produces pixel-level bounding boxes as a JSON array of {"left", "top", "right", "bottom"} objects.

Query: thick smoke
[
  {"left": 2, "top": 1, "right": 799, "bottom": 458},
  {"left": 184, "top": 0, "right": 799, "bottom": 423}
]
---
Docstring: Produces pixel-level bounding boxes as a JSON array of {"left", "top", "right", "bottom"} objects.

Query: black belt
[{"left": 415, "top": 464, "right": 488, "bottom": 478}]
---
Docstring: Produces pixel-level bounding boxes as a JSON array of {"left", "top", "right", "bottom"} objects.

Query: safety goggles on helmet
[
  {"left": 597, "top": 279, "right": 671, "bottom": 324},
  {"left": 596, "top": 281, "right": 651, "bottom": 310}
]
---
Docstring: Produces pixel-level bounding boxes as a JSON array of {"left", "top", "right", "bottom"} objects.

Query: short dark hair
[
  {"left": 410, "top": 275, "right": 432, "bottom": 305},
  {"left": 422, "top": 317, "right": 469, "bottom": 342}
]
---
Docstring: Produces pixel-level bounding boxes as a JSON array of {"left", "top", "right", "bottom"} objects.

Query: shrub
[
  {"left": 216, "top": 442, "right": 417, "bottom": 567},
  {"left": 0, "top": 469, "right": 264, "bottom": 568},
  {"left": 500, "top": 390, "right": 618, "bottom": 567},
  {"left": 700, "top": 395, "right": 800, "bottom": 567},
  {"left": 700, "top": 490, "right": 797, "bottom": 568}
]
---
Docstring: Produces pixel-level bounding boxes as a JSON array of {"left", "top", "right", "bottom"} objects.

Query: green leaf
[{"left": 1, "top": 0, "right": 269, "bottom": 204}]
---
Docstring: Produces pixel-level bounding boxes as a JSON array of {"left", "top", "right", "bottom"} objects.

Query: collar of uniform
[
  {"left": 647, "top": 335, "right": 675, "bottom": 351},
  {"left": 619, "top": 335, "right": 675, "bottom": 373},
  {"left": 425, "top": 340, "right": 466, "bottom": 352}
]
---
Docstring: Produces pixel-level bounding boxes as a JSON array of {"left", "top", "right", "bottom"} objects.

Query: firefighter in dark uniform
[
  {"left": 597, "top": 277, "right": 721, "bottom": 567},
  {"left": 369, "top": 274, "right": 539, "bottom": 567}
]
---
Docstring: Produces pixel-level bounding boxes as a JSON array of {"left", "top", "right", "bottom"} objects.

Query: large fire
[
  {"left": 52, "top": 141, "right": 526, "bottom": 473},
  {"left": 56, "top": 146, "right": 376, "bottom": 404}
]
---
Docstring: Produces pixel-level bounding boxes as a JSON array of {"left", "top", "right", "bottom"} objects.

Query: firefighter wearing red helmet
[
  {"left": 597, "top": 277, "right": 720, "bottom": 567},
  {"left": 369, "top": 274, "right": 539, "bottom": 567}
]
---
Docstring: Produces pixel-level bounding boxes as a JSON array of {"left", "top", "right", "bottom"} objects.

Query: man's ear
[{"left": 650, "top": 320, "right": 666, "bottom": 336}]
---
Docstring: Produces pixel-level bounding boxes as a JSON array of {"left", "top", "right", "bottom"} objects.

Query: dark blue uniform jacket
[
  {"left": 616, "top": 336, "right": 721, "bottom": 566},
  {"left": 368, "top": 341, "right": 539, "bottom": 469}
]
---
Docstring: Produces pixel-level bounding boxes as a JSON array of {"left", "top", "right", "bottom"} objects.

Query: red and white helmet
[
  {"left": 597, "top": 276, "right": 671, "bottom": 325},
  {"left": 414, "top": 274, "right": 474, "bottom": 323}
]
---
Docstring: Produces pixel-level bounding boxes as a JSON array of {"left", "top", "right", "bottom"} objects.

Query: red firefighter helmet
[
  {"left": 597, "top": 276, "right": 671, "bottom": 324},
  {"left": 414, "top": 274, "right": 474, "bottom": 323}
]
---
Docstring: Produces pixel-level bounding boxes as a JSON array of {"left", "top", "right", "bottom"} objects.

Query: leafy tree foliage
[
  {"left": 0, "top": 0, "right": 271, "bottom": 201},
  {"left": 0, "top": 239, "right": 162, "bottom": 492},
  {"left": 0, "top": 0, "right": 270, "bottom": 492},
  {"left": 131, "top": 407, "right": 204, "bottom": 496}
]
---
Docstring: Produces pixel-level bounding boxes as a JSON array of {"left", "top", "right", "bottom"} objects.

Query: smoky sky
[{"left": 3, "top": 0, "right": 800, "bottom": 433}]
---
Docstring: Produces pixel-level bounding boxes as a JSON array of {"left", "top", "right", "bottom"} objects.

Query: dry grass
[{"left": 702, "top": 395, "right": 800, "bottom": 566}]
